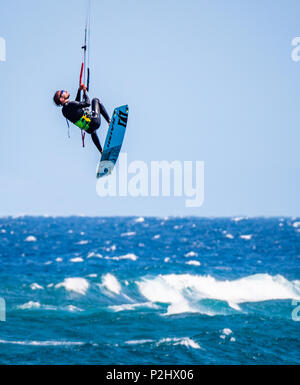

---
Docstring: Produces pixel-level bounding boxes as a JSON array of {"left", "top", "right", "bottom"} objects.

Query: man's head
[{"left": 53, "top": 90, "right": 70, "bottom": 106}]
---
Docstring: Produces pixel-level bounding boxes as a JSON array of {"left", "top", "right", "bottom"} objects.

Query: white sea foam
[
  {"left": 125, "top": 339, "right": 154, "bottom": 345},
  {"left": 100, "top": 273, "right": 121, "bottom": 295},
  {"left": 18, "top": 301, "right": 41, "bottom": 310},
  {"left": 112, "top": 253, "right": 138, "bottom": 261},
  {"left": 0, "top": 340, "right": 84, "bottom": 346},
  {"left": 30, "top": 283, "right": 44, "bottom": 290},
  {"left": 220, "top": 328, "right": 234, "bottom": 340},
  {"left": 70, "top": 257, "right": 84, "bottom": 263},
  {"left": 106, "top": 245, "right": 117, "bottom": 252},
  {"left": 110, "top": 302, "right": 159, "bottom": 312},
  {"left": 56, "top": 258, "right": 63, "bottom": 262},
  {"left": 135, "top": 217, "right": 145, "bottom": 223},
  {"left": 292, "top": 221, "right": 300, "bottom": 228},
  {"left": 185, "top": 251, "right": 198, "bottom": 258},
  {"left": 240, "top": 234, "right": 252, "bottom": 240},
  {"left": 137, "top": 273, "right": 300, "bottom": 315},
  {"left": 87, "top": 252, "right": 103, "bottom": 259},
  {"left": 157, "top": 337, "right": 201, "bottom": 349},
  {"left": 76, "top": 240, "right": 89, "bottom": 245},
  {"left": 66, "top": 305, "right": 83, "bottom": 312},
  {"left": 121, "top": 232, "right": 136, "bottom": 237},
  {"left": 225, "top": 233, "right": 234, "bottom": 239},
  {"left": 222, "top": 328, "right": 233, "bottom": 336},
  {"left": 166, "top": 301, "right": 196, "bottom": 316},
  {"left": 186, "top": 260, "right": 201, "bottom": 266},
  {"left": 17, "top": 302, "right": 56, "bottom": 311},
  {"left": 43, "top": 305, "right": 58, "bottom": 311},
  {"left": 137, "top": 276, "right": 193, "bottom": 315},
  {"left": 55, "top": 277, "right": 90, "bottom": 295},
  {"left": 232, "top": 217, "right": 247, "bottom": 222},
  {"left": 25, "top": 235, "right": 37, "bottom": 242}
]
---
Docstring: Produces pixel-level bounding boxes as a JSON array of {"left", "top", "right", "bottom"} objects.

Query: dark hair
[{"left": 53, "top": 91, "right": 62, "bottom": 107}]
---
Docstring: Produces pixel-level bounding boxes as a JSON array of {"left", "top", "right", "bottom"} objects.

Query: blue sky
[{"left": 1, "top": 0, "right": 300, "bottom": 217}]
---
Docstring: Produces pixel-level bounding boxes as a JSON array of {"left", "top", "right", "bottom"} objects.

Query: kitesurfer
[{"left": 53, "top": 84, "right": 111, "bottom": 154}]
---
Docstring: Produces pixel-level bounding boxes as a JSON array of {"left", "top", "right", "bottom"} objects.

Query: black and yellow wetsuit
[{"left": 62, "top": 89, "right": 110, "bottom": 153}]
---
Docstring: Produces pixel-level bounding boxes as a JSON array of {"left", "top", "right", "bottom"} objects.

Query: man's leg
[
  {"left": 91, "top": 98, "right": 101, "bottom": 120},
  {"left": 91, "top": 131, "right": 103, "bottom": 154},
  {"left": 92, "top": 98, "right": 110, "bottom": 124},
  {"left": 88, "top": 99, "right": 102, "bottom": 154}
]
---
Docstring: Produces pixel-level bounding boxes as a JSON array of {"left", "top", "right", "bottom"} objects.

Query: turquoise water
[{"left": 0, "top": 216, "right": 299, "bottom": 364}]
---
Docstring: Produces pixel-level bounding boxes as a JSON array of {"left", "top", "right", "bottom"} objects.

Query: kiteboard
[{"left": 96, "top": 105, "right": 129, "bottom": 178}]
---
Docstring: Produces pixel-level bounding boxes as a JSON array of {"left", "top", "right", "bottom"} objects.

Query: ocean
[{"left": 0, "top": 216, "right": 299, "bottom": 365}]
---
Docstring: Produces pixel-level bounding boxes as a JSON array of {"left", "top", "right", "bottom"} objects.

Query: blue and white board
[{"left": 96, "top": 105, "right": 129, "bottom": 178}]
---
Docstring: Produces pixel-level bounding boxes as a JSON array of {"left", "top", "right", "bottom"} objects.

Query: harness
[
  {"left": 74, "top": 110, "right": 91, "bottom": 147},
  {"left": 64, "top": 107, "right": 92, "bottom": 148},
  {"left": 74, "top": 112, "right": 91, "bottom": 132}
]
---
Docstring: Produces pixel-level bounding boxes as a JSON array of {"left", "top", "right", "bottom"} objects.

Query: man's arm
[
  {"left": 75, "top": 88, "right": 81, "bottom": 102},
  {"left": 74, "top": 84, "right": 90, "bottom": 107},
  {"left": 73, "top": 93, "right": 90, "bottom": 108},
  {"left": 82, "top": 90, "right": 90, "bottom": 107}
]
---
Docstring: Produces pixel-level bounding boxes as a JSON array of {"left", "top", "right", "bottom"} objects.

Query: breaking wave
[
  {"left": 55, "top": 277, "right": 90, "bottom": 295},
  {"left": 137, "top": 273, "right": 300, "bottom": 315}
]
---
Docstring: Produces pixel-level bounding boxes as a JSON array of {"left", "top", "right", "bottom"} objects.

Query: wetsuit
[{"left": 62, "top": 89, "right": 110, "bottom": 154}]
